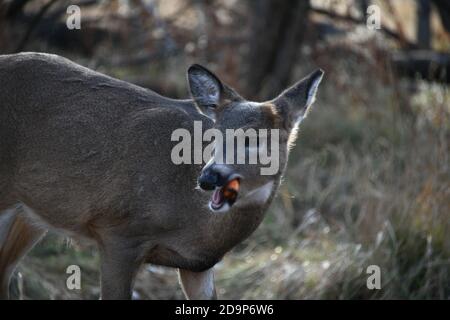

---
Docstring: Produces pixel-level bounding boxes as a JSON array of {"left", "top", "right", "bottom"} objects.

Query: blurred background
[{"left": 0, "top": 0, "right": 449, "bottom": 299}]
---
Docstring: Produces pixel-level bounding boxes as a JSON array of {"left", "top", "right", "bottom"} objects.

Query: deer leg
[
  {"left": 0, "top": 209, "right": 46, "bottom": 299},
  {"left": 178, "top": 267, "right": 217, "bottom": 300},
  {"left": 99, "top": 239, "right": 143, "bottom": 300}
]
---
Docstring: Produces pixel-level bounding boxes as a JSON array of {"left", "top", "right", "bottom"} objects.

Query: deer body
[{"left": 0, "top": 52, "right": 323, "bottom": 299}]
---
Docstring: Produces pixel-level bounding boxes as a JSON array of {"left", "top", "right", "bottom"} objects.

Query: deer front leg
[
  {"left": 99, "top": 240, "right": 142, "bottom": 300},
  {"left": 178, "top": 268, "right": 217, "bottom": 300}
]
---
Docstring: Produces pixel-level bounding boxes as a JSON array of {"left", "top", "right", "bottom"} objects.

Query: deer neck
[{"left": 203, "top": 174, "right": 282, "bottom": 254}]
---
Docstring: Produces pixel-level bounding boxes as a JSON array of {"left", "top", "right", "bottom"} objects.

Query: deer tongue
[
  {"left": 210, "top": 179, "right": 241, "bottom": 210},
  {"left": 212, "top": 187, "right": 224, "bottom": 208}
]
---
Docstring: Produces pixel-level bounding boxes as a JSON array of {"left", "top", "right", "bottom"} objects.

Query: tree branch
[
  {"left": 14, "top": 0, "right": 59, "bottom": 52},
  {"left": 311, "top": 6, "right": 417, "bottom": 49}
]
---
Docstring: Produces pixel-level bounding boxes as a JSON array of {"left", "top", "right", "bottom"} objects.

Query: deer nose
[
  {"left": 198, "top": 164, "right": 234, "bottom": 190},
  {"left": 198, "top": 169, "right": 219, "bottom": 190}
]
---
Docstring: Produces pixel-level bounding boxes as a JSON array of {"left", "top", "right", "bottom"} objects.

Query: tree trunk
[
  {"left": 431, "top": 0, "right": 450, "bottom": 33},
  {"left": 417, "top": 0, "right": 431, "bottom": 49},
  {"left": 243, "top": 0, "right": 310, "bottom": 100}
]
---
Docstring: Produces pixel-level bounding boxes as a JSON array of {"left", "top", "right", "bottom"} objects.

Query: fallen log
[{"left": 392, "top": 50, "right": 450, "bottom": 83}]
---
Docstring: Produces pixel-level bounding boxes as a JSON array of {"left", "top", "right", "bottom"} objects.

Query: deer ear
[
  {"left": 187, "top": 64, "right": 224, "bottom": 119},
  {"left": 274, "top": 69, "right": 324, "bottom": 127}
]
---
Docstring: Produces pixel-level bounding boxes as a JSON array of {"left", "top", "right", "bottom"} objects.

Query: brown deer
[{"left": 0, "top": 52, "right": 323, "bottom": 299}]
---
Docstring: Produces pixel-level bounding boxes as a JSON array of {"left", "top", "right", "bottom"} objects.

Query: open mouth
[{"left": 209, "top": 178, "right": 240, "bottom": 212}]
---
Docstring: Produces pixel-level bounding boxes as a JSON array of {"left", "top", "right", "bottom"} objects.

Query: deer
[{"left": 0, "top": 52, "right": 323, "bottom": 300}]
